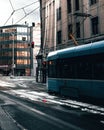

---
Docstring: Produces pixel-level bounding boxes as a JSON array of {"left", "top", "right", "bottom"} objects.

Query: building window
[
  {"left": 75, "top": 0, "right": 79, "bottom": 11},
  {"left": 16, "top": 51, "right": 29, "bottom": 57},
  {"left": 90, "top": 0, "right": 97, "bottom": 5},
  {"left": 68, "top": 24, "right": 72, "bottom": 40},
  {"left": 16, "top": 43, "right": 28, "bottom": 48},
  {"left": 57, "top": 7, "right": 61, "bottom": 21},
  {"left": 57, "top": 31, "right": 62, "bottom": 44},
  {"left": 76, "top": 22, "right": 80, "bottom": 38},
  {"left": 16, "top": 59, "right": 30, "bottom": 65},
  {"left": 67, "top": 0, "right": 71, "bottom": 13},
  {"left": 91, "top": 17, "right": 99, "bottom": 35}
]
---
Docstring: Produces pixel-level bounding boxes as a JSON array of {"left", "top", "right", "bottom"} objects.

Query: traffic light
[{"left": 31, "top": 41, "right": 34, "bottom": 48}]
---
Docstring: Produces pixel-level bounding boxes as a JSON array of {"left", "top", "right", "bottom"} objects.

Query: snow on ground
[
  {"left": 0, "top": 80, "right": 16, "bottom": 87},
  {"left": 5, "top": 89, "right": 104, "bottom": 116},
  {"left": 7, "top": 89, "right": 57, "bottom": 103},
  {"left": 0, "top": 76, "right": 35, "bottom": 88},
  {"left": 0, "top": 76, "right": 104, "bottom": 116}
]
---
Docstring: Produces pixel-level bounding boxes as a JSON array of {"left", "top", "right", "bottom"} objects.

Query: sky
[{"left": 0, "top": 0, "right": 40, "bottom": 26}]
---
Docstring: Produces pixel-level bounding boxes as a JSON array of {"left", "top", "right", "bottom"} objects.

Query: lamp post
[{"left": 11, "top": 33, "right": 15, "bottom": 76}]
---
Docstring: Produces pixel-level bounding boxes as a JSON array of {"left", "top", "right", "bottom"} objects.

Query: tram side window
[
  {"left": 62, "top": 59, "right": 69, "bottom": 78},
  {"left": 61, "top": 56, "right": 93, "bottom": 79},
  {"left": 74, "top": 56, "right": 92, "bottom": 79},
  {"left": 61, "top": 58, "right": 76, "bottom": 78},
  {"left": 76, "top": 53, "right": 104, "bottom": 80},
  {"left": 56, "top": 59, "right": 68, "bottom": 78},
  {"left": 56, "top": 60, "right": 62, "bottom": 78},
  {"left": 93, "top": 63, "right": 104, "bottom": 80},
  {"left": 48, "top": 60, "right": 56, "bottom": 78},
  {"left": 92, "top": 53, "right": 104, "bottom": 80}
]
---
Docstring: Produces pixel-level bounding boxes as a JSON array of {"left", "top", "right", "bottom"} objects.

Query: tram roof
[{"left": 47, "top": 40, "right": 104, "bottom": 60}]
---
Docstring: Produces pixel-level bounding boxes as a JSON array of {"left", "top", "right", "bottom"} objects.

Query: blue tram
[{"left": 47, "top": 41, "right": 104, "bottom": 100}]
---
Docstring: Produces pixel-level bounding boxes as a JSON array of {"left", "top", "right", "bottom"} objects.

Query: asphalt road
[{"left": 0, "top": 76, "right": 104, "bottom": 130}]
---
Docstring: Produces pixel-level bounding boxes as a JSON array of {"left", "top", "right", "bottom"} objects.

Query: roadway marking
[
  {"left": 4, "top": 95, "right": 83, "bottom": 130},
  {"left": 4, "top": 89, "right": 104, "bottom": 115}
]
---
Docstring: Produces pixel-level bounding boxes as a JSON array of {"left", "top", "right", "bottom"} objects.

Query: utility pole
[{"left": 11, "top": 33, "right": 15, "bottom": 76}]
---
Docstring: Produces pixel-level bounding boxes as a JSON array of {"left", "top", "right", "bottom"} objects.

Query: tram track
[
  {"left": 2, "top": 87, "right": 104, "bottom": 116},
  {"left": 59, "top": 99, "right": 104, "bottom": 115},
  {"left": 0, "top": 88, "right": 104, "bottom": 130}
]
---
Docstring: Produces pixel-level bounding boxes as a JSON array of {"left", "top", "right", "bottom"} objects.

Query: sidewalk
[
  {"left": 0, "top": 99, "right": 19, "bottom": 130},
  {"left": 0, "top": 76, "right": 47, "bottom": 92}
]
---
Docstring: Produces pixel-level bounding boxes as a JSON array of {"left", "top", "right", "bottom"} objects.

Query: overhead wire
[
  {"left": 9, "top": 0, "right": 14, "bottom": 11},
  {"left": 4, "top": 11, "right": 15, "bottom": 25},
  {"left": 4, "top": 0, "right": 15, "bottom": 25},
  {"left": 15, "top": 1, "right": 39, "bottom": 12},
  {"left": 15, "top": 6, "right": 40, "bottom": 24},
  {"left": 4, "top": 0, "right": 39, "bottom": 25}
]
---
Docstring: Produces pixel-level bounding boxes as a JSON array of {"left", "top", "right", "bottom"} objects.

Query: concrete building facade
[
  {"left": 40, "top": 0, "right": 104, "bottom": 54},
  {"left": 38, "top": 0, "right": 104, "bottom": 82},
  {"left": 0, "top": 24, "right": 33, "bottom": 76},
  {"left": 32, "top": 23, "right": 41, "bottom": 77}
]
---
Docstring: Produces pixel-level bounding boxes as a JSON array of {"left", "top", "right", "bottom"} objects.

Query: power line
[
  {"left": 9, "top": 0, "right": 14, "bottom": 11},
  {"left": 15, "top": 6, "right": 40, "bottom": 24},
  {"left": 4, "top": 11, "right": 15, "bottom": 25},
  {"left": 4, "top": 0, "right": 39, "bottom": 25},
  {"left": 15, "top": 1, "right": 39, "bottom": 12},
  {"left": 4, "top": 0, "right": 15, "bottom": 25}
]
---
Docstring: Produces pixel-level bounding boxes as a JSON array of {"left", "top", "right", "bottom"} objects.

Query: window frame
[{"left": 91, "top": 16, "right": 99, "bottom": 35}]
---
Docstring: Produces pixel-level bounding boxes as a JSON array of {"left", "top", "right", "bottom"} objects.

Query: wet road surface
[{"left": 0, "top": 76, "right": 104, "bottom": 130}]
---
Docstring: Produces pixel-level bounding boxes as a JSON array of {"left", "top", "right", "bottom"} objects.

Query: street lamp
[{"left": 11, "top": 33, "right": 15, "bottom": 76}]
